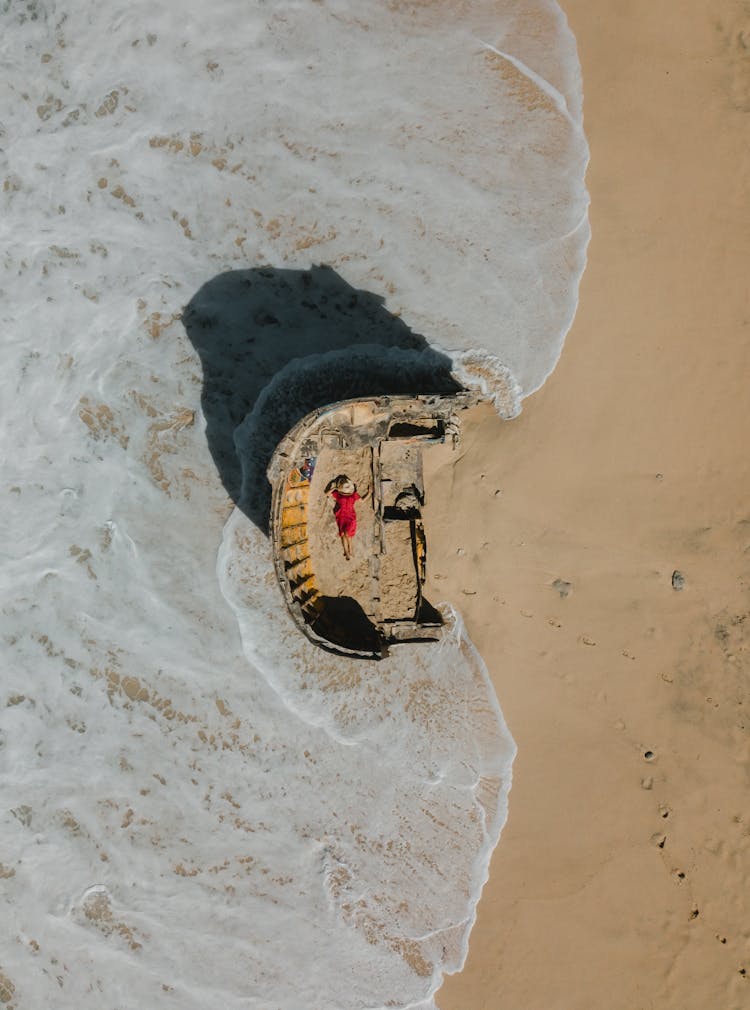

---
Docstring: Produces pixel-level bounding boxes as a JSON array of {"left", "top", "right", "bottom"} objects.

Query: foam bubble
[{"left": 450, "top": 351, "right": 524, "bottom": 418}]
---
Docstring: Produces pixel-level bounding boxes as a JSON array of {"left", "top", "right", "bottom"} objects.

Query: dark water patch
[{"left": 183, "top": 265, "right": 461, "bottom": 531}]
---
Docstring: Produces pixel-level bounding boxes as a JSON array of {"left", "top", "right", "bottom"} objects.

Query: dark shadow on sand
[{"left": 183, "top": 265, "right": 461, "bottom": 531}]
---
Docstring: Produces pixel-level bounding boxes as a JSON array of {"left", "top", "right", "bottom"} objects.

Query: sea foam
[{"left": 0, "top": 0, "right": 587, "bottom": 1006}]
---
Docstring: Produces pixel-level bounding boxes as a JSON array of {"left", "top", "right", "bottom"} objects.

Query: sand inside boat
[
  {"left": 307, "top": 447, "right": 378, "bottom": 607},
  {"left": 306, "top": 443, "right": 426, "bottom": 636}
]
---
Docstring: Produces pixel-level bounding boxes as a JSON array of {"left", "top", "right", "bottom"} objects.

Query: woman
[{"left": 325, "top": 475, "right": 369, "bottom": 560}]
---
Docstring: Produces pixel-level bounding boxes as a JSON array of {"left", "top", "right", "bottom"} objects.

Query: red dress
[{"left": 331, "top": 490, "right": 360, "bottom": 536}]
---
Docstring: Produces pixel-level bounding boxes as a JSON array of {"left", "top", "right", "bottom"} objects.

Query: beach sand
[{"left": 433, "top": 2, "right": 750, "bottom": 1007}]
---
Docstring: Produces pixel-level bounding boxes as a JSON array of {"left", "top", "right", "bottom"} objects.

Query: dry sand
[{"left": 431, "top": 2, "right": 750, "bottom": 1007}]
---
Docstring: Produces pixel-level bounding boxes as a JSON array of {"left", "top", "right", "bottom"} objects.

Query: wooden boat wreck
[{"left": 267, "top": 392, "right": 479, "bottom": 659}]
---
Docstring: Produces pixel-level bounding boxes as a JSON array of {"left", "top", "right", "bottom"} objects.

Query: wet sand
[{"left": 434, "top": 2, "right": 750, "bottom": 1007}]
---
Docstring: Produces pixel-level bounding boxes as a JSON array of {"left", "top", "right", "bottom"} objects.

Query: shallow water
[{"left": 1, "top": 1, "right": 587, "bottom": 1006}]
